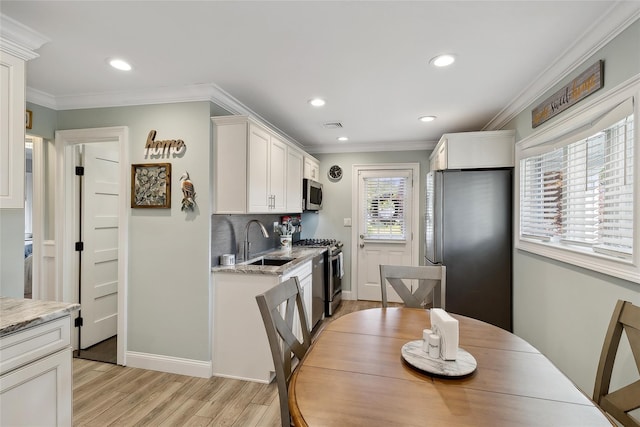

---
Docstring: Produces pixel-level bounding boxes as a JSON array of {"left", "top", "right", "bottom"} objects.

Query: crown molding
[
  {"left": 22, "top": 3, "right": 638, "bottom": 153},
  {"left": 306, "top": 139, "right": 438, "bottom": 154},
  {"left": 484, "top": 2, "right": 640, "bottom": 131},
  {"left": 0, "top": 14, "right": 50, "bottom": 60}
]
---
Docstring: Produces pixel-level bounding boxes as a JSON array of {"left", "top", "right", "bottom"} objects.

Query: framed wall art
[
  {"left": 131, "top": 163, "right": 171, "bottom": 208},
  {"left": 26, "top": 110, "right": 32, "bottom": 129}
]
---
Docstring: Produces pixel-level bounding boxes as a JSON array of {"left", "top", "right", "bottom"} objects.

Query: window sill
[{"left": 516, "top": 238, "right": 639, "bottom": 284}]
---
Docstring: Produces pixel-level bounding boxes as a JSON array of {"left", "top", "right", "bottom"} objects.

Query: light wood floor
[{"left": 73, "top": 300, "right": 388, "bottom": 426}]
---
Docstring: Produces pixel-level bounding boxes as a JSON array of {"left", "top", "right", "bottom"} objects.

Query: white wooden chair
[
  {"left": 593, "top": 299, "right": 640, "bottom": 427},
  {"left": 255, "top": 277, "right": 311, "bottom": 427},
  {"left": 379, "top": 264, "right": 446, "bottom": 309}
]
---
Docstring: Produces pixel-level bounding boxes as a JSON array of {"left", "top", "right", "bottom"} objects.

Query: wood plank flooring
[{"left": 73, "top": 300, "right": 390, "bottom": 426}]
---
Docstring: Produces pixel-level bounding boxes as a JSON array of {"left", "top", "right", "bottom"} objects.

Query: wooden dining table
[{"left": 288, "top": 307, "right": 613, "bottom": 426}]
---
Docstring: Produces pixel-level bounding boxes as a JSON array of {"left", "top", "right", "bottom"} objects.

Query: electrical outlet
[
  {"left": 344, "top": 218, "right": 352, "bottom": 227},
  {"left": 273, "top": 222, "right": 279, "bottom": 232}
]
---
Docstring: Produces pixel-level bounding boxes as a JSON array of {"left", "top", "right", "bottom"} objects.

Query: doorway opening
[{"left": 56, "top": 127, "right": 129, "bottom": 366}]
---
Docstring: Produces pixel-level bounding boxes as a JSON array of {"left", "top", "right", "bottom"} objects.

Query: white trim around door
[{"left": 55, "top": 126, "right": 129, "bottom": 366}]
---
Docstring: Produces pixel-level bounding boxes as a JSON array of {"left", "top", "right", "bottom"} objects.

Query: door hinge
[
  {"left": 75, "top": 166, "right": 85, "bottom": 176},
  {"left": 74, "top": 316, "right": 83, "bottom": 327},
  {"left": 75, "top": 241, "right": 84, "bottom": 251}
]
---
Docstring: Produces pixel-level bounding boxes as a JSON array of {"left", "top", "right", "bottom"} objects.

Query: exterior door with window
[{"left": 356, "top": 167, "right": 416, "bottom": 302}]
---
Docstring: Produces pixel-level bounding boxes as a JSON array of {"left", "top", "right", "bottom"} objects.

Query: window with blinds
[
  {"left": 519, "top": 98, "right": 634, "bottom": 260},
  {"left": 363, "top": 176, "right": 408, "bottom": 240}
]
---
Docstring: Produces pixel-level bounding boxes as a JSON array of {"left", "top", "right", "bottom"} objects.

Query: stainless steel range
[{"left": 293, "top": 238, "right": 343, "bottom": 316}]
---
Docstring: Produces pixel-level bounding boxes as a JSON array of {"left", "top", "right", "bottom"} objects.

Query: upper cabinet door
[
  {"left": 0, "top": 51, "right": 26, "bottom": 209},
  {"left": 248, "top": 124, "right": 271, "bottom": 213},
  {"left": 269, "top": 136, "right": 287, "bottom": 212},
  {"left": 286, "top": 149, "right": 303, "bottom": 213},
  {"left": 303, "top": 156, "right": 320, "bottom": 181}
]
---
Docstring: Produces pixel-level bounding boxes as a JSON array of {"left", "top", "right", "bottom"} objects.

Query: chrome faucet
[{"left": 243, "top": 219, "right": 270, "bottom": 261}]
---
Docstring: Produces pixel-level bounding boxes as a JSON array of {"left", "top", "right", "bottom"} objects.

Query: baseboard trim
[
  {"left": 210, "top": 371, "right": 273, "bottom": 384},
  {"left": 125, "top": 351, "right": 212, "bottom": 378}
]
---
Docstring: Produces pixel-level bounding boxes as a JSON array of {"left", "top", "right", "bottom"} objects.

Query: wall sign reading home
[
  {"left": 144, "top": 130, "right": 186, "bottom": 157},
  {"left": 532, "top": 60, "right": 604, "bottom": 128}
]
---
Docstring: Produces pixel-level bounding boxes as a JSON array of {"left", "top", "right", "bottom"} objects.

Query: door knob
[{"left": 359, "top": 234, "right": 364, "bottom": 239}]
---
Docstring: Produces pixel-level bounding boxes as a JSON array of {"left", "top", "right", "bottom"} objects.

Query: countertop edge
[
  {"left": 0, "top": 297, "right": 81, "bottom": 336},
  {"left": 211, "top": 247, "right": 326, "bottom": 275}
]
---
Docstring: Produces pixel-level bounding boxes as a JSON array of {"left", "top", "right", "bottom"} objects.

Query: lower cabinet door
[{"left": 1, "top": 347, "right": 72, "bottom": 426}]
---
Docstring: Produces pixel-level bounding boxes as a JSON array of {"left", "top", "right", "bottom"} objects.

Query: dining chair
[
  {"left": 593, "top": 299, "right": 640, "bottom": 427},
  {"left": 379, "top": 264, "right": 446, "bottom": 309},
  {"left": 256, "top": 276, "right": 311, "bottom": 427}
]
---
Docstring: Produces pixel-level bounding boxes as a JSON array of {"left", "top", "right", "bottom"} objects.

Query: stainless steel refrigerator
[{"left": 425, "top": 169, "right": 513, "bottom": 331}]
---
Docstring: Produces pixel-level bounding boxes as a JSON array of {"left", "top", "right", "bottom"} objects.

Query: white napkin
[
  {"left": 338, "top": 252, "right": 344, "bottom": 278},
  {"left": 430, "top": 308, "right": 459, "bottom": 360}
]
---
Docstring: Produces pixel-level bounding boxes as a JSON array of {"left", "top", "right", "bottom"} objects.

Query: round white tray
[{"left": 401, "top": 340, "right": 477, "bottom": 377}]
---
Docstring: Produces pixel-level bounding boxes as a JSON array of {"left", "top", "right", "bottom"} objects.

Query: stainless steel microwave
[{"left": 303, "top": 178, "right": 323, "bottom": 211}]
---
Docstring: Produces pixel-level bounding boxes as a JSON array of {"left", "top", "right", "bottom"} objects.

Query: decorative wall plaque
[{"left": 532, "top": 60, "right": 604, "bottom": 128}]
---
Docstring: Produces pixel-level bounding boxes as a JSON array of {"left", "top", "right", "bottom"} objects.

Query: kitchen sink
[{"left": 246, "top": 257, "right": 294, "bottom": 266}]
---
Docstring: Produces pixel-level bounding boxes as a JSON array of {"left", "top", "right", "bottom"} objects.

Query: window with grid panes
[
  {"left": 517, "top": 91, "right": 638, "bottom": 283},
  {"left": 363, "top": 176, "right": 408, "bottom": 240}
]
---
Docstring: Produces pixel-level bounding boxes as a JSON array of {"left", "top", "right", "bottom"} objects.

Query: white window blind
[
  {"left": 519, "top": 97, "right": 634, "bottom": 259},
  {"left": 363, "top": 176, "right": 408, "bottom": 240}
]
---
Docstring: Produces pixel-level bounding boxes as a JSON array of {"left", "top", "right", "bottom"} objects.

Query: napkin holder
[{"left": 430, "top": 308, "right": 459, "bottom": 360}]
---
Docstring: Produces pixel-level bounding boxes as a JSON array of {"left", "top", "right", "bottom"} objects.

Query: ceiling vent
[{"left": 323, "top": 122, "right": 343, "bottom": 129}]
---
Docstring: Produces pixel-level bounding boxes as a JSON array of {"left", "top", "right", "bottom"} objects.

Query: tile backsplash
[{"left": 211, "top": 214, "right": 287, "bottom": 266}]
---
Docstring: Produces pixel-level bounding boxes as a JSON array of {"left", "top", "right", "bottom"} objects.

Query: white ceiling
[{"left": 2, "top": 1, "right": 638, "bottom": 153}]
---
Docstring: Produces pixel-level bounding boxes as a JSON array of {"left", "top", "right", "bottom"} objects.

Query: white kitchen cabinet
[
  {"left": 211, "top": 116, "right": 248, "bottom": 213},
  {"left": 248, "top": 124, "right": 287, "bottom": 213},
  {"left": 212, "top": 258, "right": 313, "bottom": 383},
  {"left": 430, "top": 130, "right": 515, "bottom": 171},
  {"left": 211, "top": 115, "right": 307, "bottom": 214},
  {"left": 303, "top": 155, "right": 320, "bottom": 181},
  {"left": 286, "top": 148, "right": 303, "bottom": 213},
  {"left": 282, "top": 260, "right": 313, "bottom": 340},
  {"left": 0, "top": 51, "right": 26, "bottom": 209},
  {"left": 1, "top": 309, "right": 76, "bottom": 427}
]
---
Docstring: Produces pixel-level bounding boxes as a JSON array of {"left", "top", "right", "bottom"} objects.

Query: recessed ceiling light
[
  {"left": 430, "top": 54, "right": 456, "bottom": 68},
  {"left": 109, "top": 58, "right": 132, "bottom": 71},
  {"left": 309, "top": 98, "right": 326, "bottom": 107},
  {"left": 419, "top": 115, "right": 437, "bottom": 122},
  {"left": 337, "top": 136, "right": 349, "bottom": 142}
]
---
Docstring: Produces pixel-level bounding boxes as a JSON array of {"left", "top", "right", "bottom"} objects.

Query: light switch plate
[
  {"left": 273, "top": 222, "right": 279, "bottom": 232},
  {"left": 343, "top": 218, "right": 352, "bottom": 227}
]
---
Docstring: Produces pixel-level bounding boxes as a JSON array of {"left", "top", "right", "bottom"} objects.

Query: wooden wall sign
[
  {"left": 144, "top": 130, "right": 186, "bottom": 157},
  {"left": 532, "top": 60, "right": 604, "bottom": 128}
]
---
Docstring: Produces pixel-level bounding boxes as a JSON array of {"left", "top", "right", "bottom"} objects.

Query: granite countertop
[
  {"left": 0, "top": 297, "right": 80, "bottom": 336},
  {"left": 211, "top": 247, "right": 326, "bottom": 275}
]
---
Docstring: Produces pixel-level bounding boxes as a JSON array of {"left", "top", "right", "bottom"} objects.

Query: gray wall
[
  {"left": 309, "top": 150, "right": 430, "bottom": 292},
  {"left": 504, "top": 19, "right": 640, "bottom": 394},
  {"left": 57, "top": 101, "right": 214, "bottom": 361}
]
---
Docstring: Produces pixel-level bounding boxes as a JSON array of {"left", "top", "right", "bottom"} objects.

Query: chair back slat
[
  {"left": 256, "top": 277, "right": 311, "bottom": 427},
  {"left": 380, "top": 264, "right": 446, "bottom": 309},
  {"left": 593, "top": 300, "right": 640, "bottom": 427}
]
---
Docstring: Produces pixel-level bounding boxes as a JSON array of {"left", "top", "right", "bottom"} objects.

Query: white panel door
[
  {"left": 80, "top": 142, "right": 119, "bottom": 348},
  {"left": 356, "top": 168, "right": 414, "bottom": 302}
]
